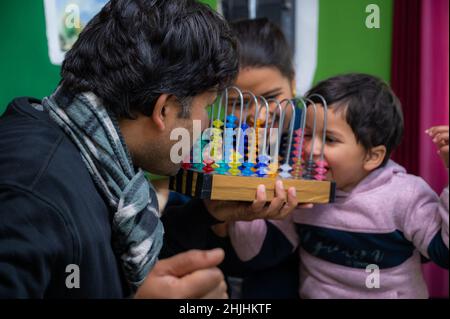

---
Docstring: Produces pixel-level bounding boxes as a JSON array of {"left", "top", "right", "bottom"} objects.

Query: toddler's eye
[{"left": 326, "top": 136, "right": 337, "bottom": 143}]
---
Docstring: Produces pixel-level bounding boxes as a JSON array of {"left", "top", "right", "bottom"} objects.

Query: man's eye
[{"left": 326, "top": 137, "right": 337, "bottom": 143}]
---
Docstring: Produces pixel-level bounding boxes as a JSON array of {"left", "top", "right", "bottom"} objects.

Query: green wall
[
  {"left": 201, "top": 0, "right": 217, "bottom": 9},
  {"left": 314, "top": 0, "right": 393, "bottom": 84},
  {"left": 0, "top": 0, "right": 391, "bottom": 115},
  {"left": 0, "top": 1, "right": 60, "bottom": 113}
]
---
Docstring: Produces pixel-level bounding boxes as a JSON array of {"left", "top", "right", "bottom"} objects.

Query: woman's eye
[{"left": 326, "top": 137, "right": 337, "bottom": 143}]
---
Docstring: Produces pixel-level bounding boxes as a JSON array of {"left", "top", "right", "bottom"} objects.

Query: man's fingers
[
  {"left": 177, "top": 267, "right": 225, "bottom": 299},
  {"left": 159, "top": 249, "right": 225, "bottom": 277},
  {"left": 200, "top": 278, "right": 228, "bottom": 299},
  {"left": 135, "top": 251, "right": 225, "bottom": 299}
]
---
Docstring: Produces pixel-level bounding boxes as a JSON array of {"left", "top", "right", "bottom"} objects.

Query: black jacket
[
  {"left": 161, "top": 190, "right": 299, "bottom": 299},
  {"left": 0, "top": 98, "right": 128, "bottom": 298}
]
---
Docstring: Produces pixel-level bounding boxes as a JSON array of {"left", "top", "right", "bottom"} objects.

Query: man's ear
[
  {"left": 364, "top": 145, "right": 387, "bottom": 171},
  {"left": 152, "top": 94, "right": 172, "bottom": 131}
]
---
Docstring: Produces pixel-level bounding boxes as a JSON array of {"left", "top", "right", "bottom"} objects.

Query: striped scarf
[{"left": 42, "top": 88, "right": 164, "bottom": 292}]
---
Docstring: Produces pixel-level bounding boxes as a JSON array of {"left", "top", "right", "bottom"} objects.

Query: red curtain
[
  {"left": 391, "top": 0, "right": 422, "bottom": 175},
  {"left": 391, "top": 0, "right": 449, "bottom": 298}
]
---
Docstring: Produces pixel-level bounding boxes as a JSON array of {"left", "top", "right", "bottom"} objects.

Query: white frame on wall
[
  {"left": 295, "top": 0, "right": 319, "bottom": 96},
  {"left": 43, "top": 0, "right": 107, "bottom": 65}
]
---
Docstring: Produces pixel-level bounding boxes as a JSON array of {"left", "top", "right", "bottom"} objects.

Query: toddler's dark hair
[{"left": 307, "top": 73, "right": 404, "bottom": 167}]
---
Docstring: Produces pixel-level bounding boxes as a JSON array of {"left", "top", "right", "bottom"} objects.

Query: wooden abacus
[{"left": 169, "top": 87, "right": 336, "bottom": 203}]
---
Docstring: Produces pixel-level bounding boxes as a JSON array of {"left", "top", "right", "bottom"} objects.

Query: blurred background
[{"left": 0, "top": 0, "right": 448, "bottom": 298}]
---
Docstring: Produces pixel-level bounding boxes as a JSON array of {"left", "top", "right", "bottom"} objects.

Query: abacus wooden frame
[{"left": 169, "top": 169, "right": 336, "bottom": 203}]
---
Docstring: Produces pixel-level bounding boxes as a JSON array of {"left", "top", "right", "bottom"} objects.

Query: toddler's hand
[{"left": 426, "top": 126, "right": 449, "bottom": 168}]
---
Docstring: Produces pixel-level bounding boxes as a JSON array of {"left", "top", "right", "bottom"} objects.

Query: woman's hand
[{"left": 204, "top": 180, "right": 311, "bottom": 222}]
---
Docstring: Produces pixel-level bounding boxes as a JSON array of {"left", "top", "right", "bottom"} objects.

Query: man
[{"left": 0, "top": 0, "right": 297, "bottom": 298}]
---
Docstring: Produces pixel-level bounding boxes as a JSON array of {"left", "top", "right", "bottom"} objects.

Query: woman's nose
[
  {"left": 258, "top": 107, "right": 268, "bottom": 123},
  {"left": 246, "top": 101, "right": 277, "bottom": 127},
  {"left": 246, "top": 106, "right": 270, "bottom": 127}
]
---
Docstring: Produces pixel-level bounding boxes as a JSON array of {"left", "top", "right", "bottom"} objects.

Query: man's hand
[
  {"left": 204, "top": 180, "right": 304, "bottom": 222},
  {"left": 427, "top": 126, "right": 449, "bottom": 168},
  {"left": 135, "top": 249, "right": 228, "bottom": 299}
]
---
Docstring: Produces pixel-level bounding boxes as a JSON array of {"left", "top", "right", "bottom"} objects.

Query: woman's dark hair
[
  {"left": 306, "top": 73, "right": 404, "bottom": 167},
  {"left": 60, "top": 0, "right": 239, "bottom": 119},
  {"left": 230, "top": 18, "right": 295, "bottom": 81}
]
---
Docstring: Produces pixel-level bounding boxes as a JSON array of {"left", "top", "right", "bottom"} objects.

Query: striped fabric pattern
[{"left": 43, "top": 89, "right": 164, "bottom": 291}]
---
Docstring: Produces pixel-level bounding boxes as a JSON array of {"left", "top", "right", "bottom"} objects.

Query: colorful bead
[{"left": 314, "top": 160, "right": 328, "bottom": 181}]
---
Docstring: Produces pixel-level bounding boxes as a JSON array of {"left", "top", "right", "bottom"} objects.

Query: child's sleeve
[
  {"left": 228, "top": 215, "right": 299, "bottom": 270},
  {"left": 401, "top": 178, "right": 449, "bottom": 269}
]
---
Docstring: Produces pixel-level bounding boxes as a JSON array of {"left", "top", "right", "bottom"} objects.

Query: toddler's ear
[{"left": 364, "top": 145, "right": 387, "bottom": 171}]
